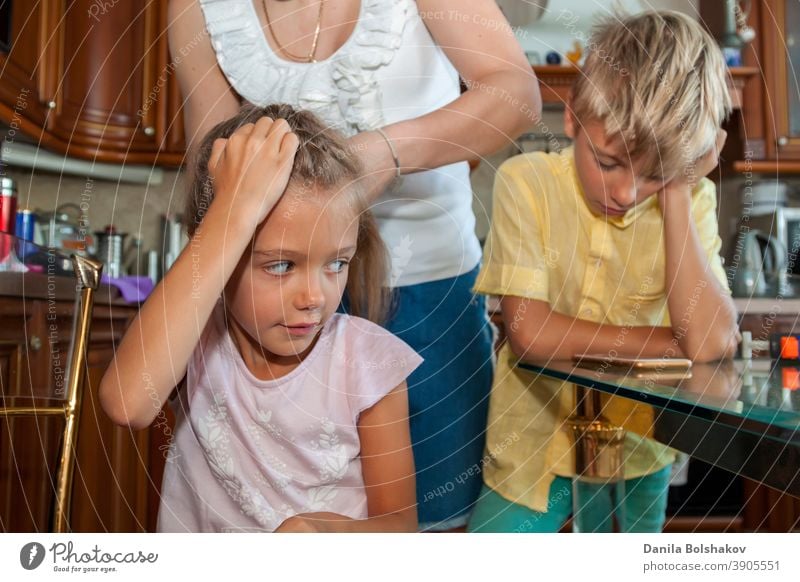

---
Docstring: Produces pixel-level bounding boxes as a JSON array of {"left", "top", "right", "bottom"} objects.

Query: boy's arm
[
  {"left": 660, "top": 186, "right": 738, "bottom": 362},
  {"left": 99, "top": 118, "right": 299, "bottom": 429},
  {"left": 501, "top": 297, "right": 680, "bottom": 362},
  {"left": 274, "top": 383, "right": 418, "bottom": 533},
  {"left": 660, "top": 134, "right": 739, "bottom": 363}
]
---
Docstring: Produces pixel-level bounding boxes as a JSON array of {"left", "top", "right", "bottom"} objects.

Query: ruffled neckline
[{"left": 199, "top": 0, "right": 412, "bottom": 135}]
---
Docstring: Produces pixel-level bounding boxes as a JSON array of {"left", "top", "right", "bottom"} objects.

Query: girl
[
  {"left": 170, "top": 0, "right": 541, "bottom": 530},
  {"left": 99, "top": 103, "right": 422, "bottom": 532}
]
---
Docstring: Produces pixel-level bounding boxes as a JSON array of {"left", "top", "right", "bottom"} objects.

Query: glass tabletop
[
  {"left": 518, "top": 358, "right": 800, "bottom": 495},
  {"left": 518, "top": 359, "right": 800, "bottom": 443}
]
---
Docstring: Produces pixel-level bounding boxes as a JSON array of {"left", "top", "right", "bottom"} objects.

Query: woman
[{"left": 168, "top": 0, "right": 541, "bottom": 530}]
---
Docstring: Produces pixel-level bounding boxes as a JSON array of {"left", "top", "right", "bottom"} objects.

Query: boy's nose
[{"left": 610, "top": 184, "right": 637, "bottom": 209}]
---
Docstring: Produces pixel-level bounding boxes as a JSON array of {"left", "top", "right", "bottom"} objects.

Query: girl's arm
[
  {"left": 99, "top": 118, "right": 299, "bottom": 429},
  {"left": 275, "top": 383, "right": 418, "bottom": 532},
  {"left": 351, "top": 0, "right": 542, "bottom": 199}
]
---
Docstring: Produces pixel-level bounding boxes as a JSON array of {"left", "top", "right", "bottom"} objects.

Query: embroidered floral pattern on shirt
[
  {"left": 196, "top": 402, "right": 292, "bottom": 529},
  {"left": 310, "top": 418, "right": 349, "bottom": 482}
]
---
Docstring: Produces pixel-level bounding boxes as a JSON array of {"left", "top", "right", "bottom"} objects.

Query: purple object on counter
[{"left": 101, "top": 274, "right": 154, "bottom": 303}]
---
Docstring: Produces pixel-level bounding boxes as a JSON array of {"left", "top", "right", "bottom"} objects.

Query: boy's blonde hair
[
  {"left": 571, "top": 11, "right": 732, "bottom": 178},
  {"left": 186, "top": 103, "right": 392, "bottom": 324}
]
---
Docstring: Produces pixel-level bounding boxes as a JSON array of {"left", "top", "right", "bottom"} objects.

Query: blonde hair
[
  {"left": 186, "top": 103, "right": 392, "bottom": 324},
  {"left": 571, "top": 11, "right": 732, "bottom": 177}
]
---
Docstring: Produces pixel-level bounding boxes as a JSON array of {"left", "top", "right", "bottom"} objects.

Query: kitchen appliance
[
  {"left": 162, "top": 213, "right": 185, "bottom": 274},
  {"left": 746, "top": 180, "right": 791, "bottom": 216},
  {"left": 37, "top": 202, "right": 92, "bottom": 254},
  {"left": 94, "top": 225, "right": 127, "bottom": 279},
  {"left": 730, "top": 228, "right": 787, "bottom": 297},
  {"left": 745, "top": 208, "right": 800, "bottom": 276}
]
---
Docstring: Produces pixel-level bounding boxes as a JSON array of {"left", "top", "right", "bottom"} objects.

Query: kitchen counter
[
  {"left": 0, "top": 270, "right": 135, "bottom": 306},
  {"left": 518, "top": 359, "right": 800, "bottom": 497},
  {"left": 733, "top": 297, "right": 800, "bottom": 316}
]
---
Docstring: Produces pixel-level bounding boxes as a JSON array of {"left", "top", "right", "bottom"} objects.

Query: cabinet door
[
  {"left": 0, "top": 0, "right": 60, "bottom": 130},
  {"left": 764, "top": 0, "right": 800, "bottom": 159},
  {"left": 0, "top": 299, "right": 64, "bottom": 532},
  {"left": 0, "top": 297, "right": 150, "bottom": 532},
  {"left": 47, "top": 0, "right": 161, "bottom": 164},
  {"left": 50, "top": 0, "right": 185, "bottom": 165},
  {"left": 1, "top": 0, "right": 185, "bottom": 166}
]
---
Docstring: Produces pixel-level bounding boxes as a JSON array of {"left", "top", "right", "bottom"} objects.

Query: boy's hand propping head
[
  {"left": 658, "top": 128, "right": 727, "bottom": 212},
  {"left": 207, "top": 116, "right": 300, "bottom": 230}
]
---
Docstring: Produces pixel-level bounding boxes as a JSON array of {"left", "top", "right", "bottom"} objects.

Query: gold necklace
[{"left": 263, "top": 0, "right": 325, "bottom": 63}]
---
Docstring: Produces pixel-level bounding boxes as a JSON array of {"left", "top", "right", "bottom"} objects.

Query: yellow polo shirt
[{"left": 474, "top": 147, "right": 729, "bottom": 512}]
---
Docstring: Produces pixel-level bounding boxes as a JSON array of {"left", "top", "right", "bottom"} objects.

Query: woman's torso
[{"left": 198, "top": 0, "right": 482, "bottom": 286}]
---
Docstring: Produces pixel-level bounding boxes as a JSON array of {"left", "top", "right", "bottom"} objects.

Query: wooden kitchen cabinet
[
  {"left": 0, "top": 0, "right": 185, "bottom": 167},
  {"left": 0, "top": 275, "right": 160, "bottom": 532},
  {"left": 760, "top": 0, "right": 800, "bottom": 162},
  {"left": 703, "top": 0, "right": 800, "bottom": 173},
  {"left": 0, "top": 0, "right": 60, "bottom": 129}
]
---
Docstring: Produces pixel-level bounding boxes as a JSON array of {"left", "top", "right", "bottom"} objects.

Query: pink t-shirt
[{"left": 157, "top": 306, "right": 423, "bottom": 532}]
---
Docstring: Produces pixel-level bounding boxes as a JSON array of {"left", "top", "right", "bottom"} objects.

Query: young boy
[{"left": 467, "top": 11, "right": 739, "bottom": 533}]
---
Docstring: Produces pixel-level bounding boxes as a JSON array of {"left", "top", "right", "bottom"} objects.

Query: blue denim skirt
[{"left": 382, "top": 265, "right": 495, "bottom": 529}]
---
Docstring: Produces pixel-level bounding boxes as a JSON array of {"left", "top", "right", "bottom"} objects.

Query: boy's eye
[
  {"left": 328, "top": 259, "right": 349, "bottom": 274},
  {"left": 265, "top": 261, "right": 293, "bottom": 275}
]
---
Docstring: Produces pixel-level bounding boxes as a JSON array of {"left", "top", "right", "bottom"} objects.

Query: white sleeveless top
[{"left": 198, "top": 0, "right": 482, "bottom": 286}]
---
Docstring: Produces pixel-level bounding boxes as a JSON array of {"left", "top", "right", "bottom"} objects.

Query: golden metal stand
[
  {"left": 0, "top": 254, "right": 102, "bottom": 532},
  {"left": 567, "top": 385, "right": 625, "bottom": 481},
  {"left": 567, "top": 384, "right": 626, "bottom": 532}
]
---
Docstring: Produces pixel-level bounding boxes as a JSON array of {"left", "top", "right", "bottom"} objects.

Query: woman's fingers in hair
[{"left": 207, "top": 138, "right": 228, "bottom": 176}]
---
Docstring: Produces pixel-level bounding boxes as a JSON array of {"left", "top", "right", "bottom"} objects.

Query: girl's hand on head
[{"left": 207, "top": 116, "right": 300, "bottom": 228}]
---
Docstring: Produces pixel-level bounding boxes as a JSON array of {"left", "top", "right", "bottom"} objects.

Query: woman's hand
[
  {"left": 346, "top": 130, "right": 400, "bottom": 202},
  {"left": 208, "top": 116, "right": 300, "bottom": 229},
  {"left": 274, "top": 512, "right": 353, "bottom": 533}
]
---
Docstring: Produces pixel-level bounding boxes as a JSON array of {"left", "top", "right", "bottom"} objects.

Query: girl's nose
[{"left": 295, "top": 274, "right": 325, "bottom": 311}]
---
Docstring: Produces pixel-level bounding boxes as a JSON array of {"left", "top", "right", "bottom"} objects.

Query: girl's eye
[
  {"left": 265, "top": 261, "right": 292, "bottom": 275},
  {"left": 597, "top": 160, "right": 617, "bottom": 171},
  {"left": 328, "top": 259, "right": 349, "bottom": 274}
]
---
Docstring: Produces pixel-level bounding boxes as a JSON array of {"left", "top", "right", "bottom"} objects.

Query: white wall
[{"left": 499, "top": 0, "right": 701, "bottom": 61}]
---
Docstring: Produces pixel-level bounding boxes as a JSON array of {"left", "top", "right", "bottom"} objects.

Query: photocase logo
[{"left": 19, "top": 542, "right": 46, "bottom": 570}]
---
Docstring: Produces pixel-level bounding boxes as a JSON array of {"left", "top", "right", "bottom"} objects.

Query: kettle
[{"left": 731, "top": 229, "right": 787, "bottom": 296}]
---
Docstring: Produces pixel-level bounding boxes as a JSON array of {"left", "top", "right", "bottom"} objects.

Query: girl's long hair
[{"left": 185, "top": 103, "right": 393, "bottom": 324}]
